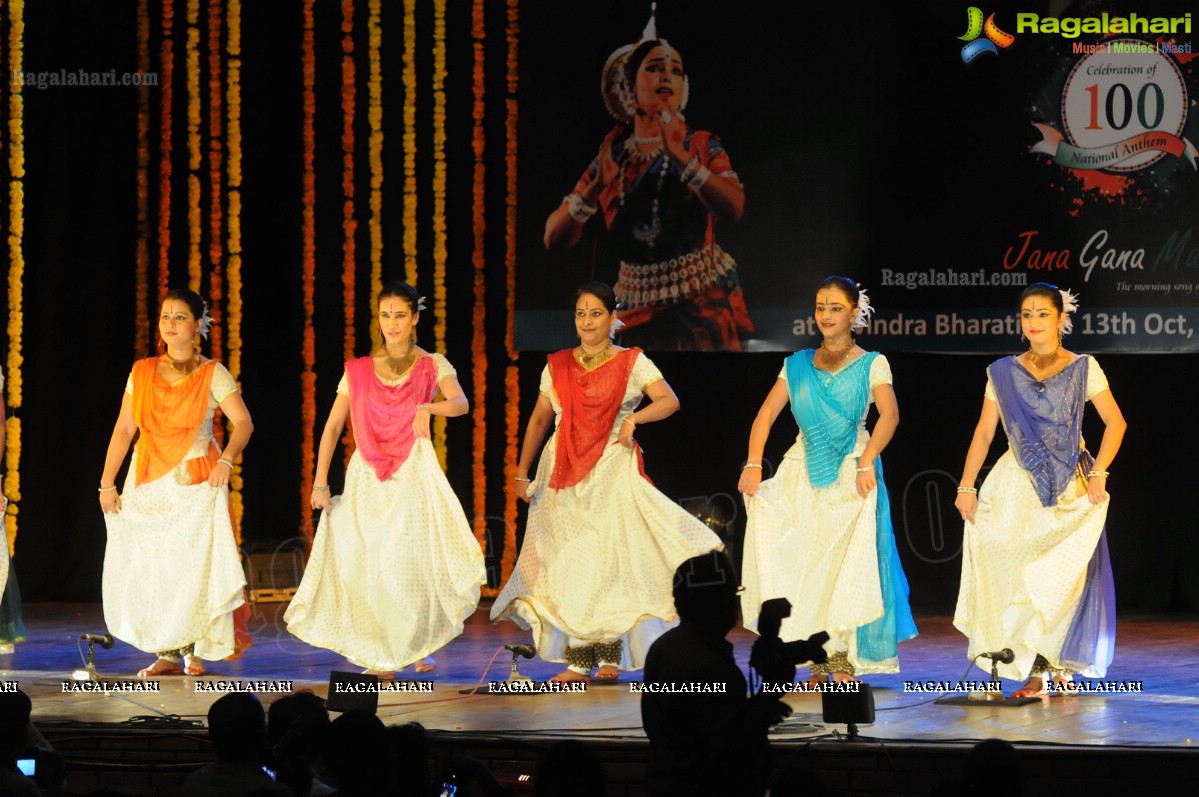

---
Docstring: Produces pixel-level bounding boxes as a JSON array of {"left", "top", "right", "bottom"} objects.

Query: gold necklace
[
  {"left": 165, "top": 351, "right": 198, "bottom": 374},
  {"left": 1028, "top": 344, "right": 1060, "bottom": 371},
  {"left": 577, "top": 342, "right": 613, "bottom": 369},
  {"left": 383, "top": 342, "right": 416, "bottom": 376},
  {"left": 820, "top": 340, "right": 854, "bottom": 370}
]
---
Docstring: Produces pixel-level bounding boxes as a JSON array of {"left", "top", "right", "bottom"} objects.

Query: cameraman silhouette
[{"left": 640, "top": 551, "right": 827, "bottom": 797}]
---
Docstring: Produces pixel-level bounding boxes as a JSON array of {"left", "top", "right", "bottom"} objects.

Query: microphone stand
[{"left": 71, "top": 639, "right": 102, "bottom": 682}]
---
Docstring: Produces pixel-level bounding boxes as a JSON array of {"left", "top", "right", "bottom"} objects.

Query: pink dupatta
[{"left": 346, "top": 355, "right": 439, "bottom": 481}]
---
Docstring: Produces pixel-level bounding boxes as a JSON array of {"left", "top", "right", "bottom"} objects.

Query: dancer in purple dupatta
[
  {"left": 954, "top": 283, "right": 1126, "bottom": 697},
  {"left": 739, "top": 277, "right": 916, "bottom": 684}
]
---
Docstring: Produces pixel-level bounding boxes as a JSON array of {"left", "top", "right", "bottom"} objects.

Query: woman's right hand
[
  {"left": 99, "top": 489, "right": 122, "bottom": 515},
  {"left": 310, "top": 489, "right": 332, "bottom": 511},
  {"left": 738, "top": 468, "right": 763, "bottom": 497},
  {"left": 955, "top": 492, "right": 978, "bottom": 524}
]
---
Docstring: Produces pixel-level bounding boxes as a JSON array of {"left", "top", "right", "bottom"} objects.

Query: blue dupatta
[
  {"left": 784, "top": 350, "right": 918, "bottom": 661},
  {"left": 988, "top": 355, "right": 1116, "bottom": 676}
]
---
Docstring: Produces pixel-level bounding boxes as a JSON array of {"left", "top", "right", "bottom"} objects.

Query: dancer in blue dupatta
[
  {"left": 739, "top": 277, "right": 917, "bottom": 683},
  {"left": 954, "top": 283, "right": 1126, "bottom": 697}
]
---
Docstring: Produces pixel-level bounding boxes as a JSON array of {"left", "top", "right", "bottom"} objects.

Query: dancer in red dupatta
[{"left": 491, "top": 282, "right": 721, "bottom": 683}]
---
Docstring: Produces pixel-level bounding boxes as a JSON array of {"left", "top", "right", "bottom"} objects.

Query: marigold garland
[
  {"left": 299, "top": 0, "right": 317, "bottom": 547},
  {"left": 341, "top": 0, "right": 358, "bottom": 465},
  {"left": 134, "top": 0, "right": 151, "bottom": 356},
  {"left": 5, "top": 0, "right": 25, "bottom": 552},
  {"left": 470, "top": 0, "right": 491, "bottom": 592},
  {"left": 367, "top": 0, "right": 384, "bottom": 341},
  {"left": 186, "top": 0, "right": 201, "bottom": 293},
  {"left": 225, "top": 0, "right": 245, "bottom": 538},
  {"left": 431, "top": 0, "right": 448, "bottom": 467},
  {"left": 158, "top": 0, "right": 175, "bottom": 308},
  {"left": 400, "top": 0, "right": 416, "bottom": 286},
  {"left": 502, "top": 0, "right": 520, "bottom": 587},
  {"left": 207, "top": 0, "right": 225, "bottom": 444}
]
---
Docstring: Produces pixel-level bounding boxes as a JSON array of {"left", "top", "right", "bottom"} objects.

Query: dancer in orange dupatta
[
  {"left": 491, "top": 282, "right": 721, "bottom": 682},
  {"left": 99, "top": 289, "right": 253, "bottom": 677}
]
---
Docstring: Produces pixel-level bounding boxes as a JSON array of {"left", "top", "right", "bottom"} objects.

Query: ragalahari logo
[{"left": 959, "top": 7, "right": 1015, "bottom": 63}]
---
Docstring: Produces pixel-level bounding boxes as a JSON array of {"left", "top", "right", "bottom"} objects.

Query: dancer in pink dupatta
[{"left": 286, "top": 282, "right": 485, "bottom": 676}]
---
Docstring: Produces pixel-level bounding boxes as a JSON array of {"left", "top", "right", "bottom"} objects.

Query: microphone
[
  {"left": 977, "top": 648, "right": 1014, "bottom": 664},
  {"left": 80, "top": 633, "right": 115, "bottom": 649},
  {"left": 504, "top": 644, "right": 536, "bottom": 659}
]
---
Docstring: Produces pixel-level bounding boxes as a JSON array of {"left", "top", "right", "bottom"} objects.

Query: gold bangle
[
  {"left": 312, "top": 485, "right": 331, "bottom": 492},
  {"left": 856, "top": 466, "right": 873, "bottom": 473},
  {"left": 216, "top": 459, "right": 234, "bottom": 470},
  {"left": 513, "top": 476, "right": 531, "bottom": 482},
  {"left": 622, "top": 417, "right": 637, "bottom": 428},
  {"left": 742, "top": 463, "right": 762, "bottom": 470},
  {"left": 956, "top": 487, "right": 978, "bottom": 494},
  {"left": 98, "top": 485, "right": 118, "bottom": 493},
  {"left": 1087, "top": 470, "right": 1109, "bottom": 478}
]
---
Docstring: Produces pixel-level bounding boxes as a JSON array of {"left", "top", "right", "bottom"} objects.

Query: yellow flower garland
[
  {"left": 5, "top": 0, "right": 25, "bottom": 552},
  {"left": 207, "top": 0, "right": 225, "bottom": 444},
  {"left": 431, "top": 0, "right": 447, "bottom": 467},
  {"left": 225, "top": 0, "right": 244, "bottom": 538}
]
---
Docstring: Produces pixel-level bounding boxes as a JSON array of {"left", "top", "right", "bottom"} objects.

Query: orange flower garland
[
  {"left": 367, "top": 0, "right": 383, "bottom": 340},
  {"left": 158, "top": 0, "right": 175, "bottom": 307},
  {"left": 134, "top": 0, "right": 151, "bottom": 356},
  {"left": 431, "top": 0, "right": 448, "bottom": 467},
  {"left": 225, "top": 0, "right": 244, "bottom": 538},
  {"left": 470, "top": 0, "right": 491, "bottom": 591},
  {"left": 207, "top": 0, "right": 225, "bottom": 444},
  {"left": 341, "top": 0, "right": 358, "bottom": 465},
  {"left": 401, "top": 0, "right": 416, "bottom": 286},
  {"left": 5, "top": 0, "right": 25, "bottom": 551},
  {"left": 502, "top": 0, "right": 521, "bottom": 587},
  {"left": 186, "top": 0, "right": 201, "bottom": 293},
  {"left": 300, "top": 0, "right": 317, "bottom": 547}
]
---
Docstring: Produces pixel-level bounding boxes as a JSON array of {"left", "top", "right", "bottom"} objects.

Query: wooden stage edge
[{"left": 2, "top": 603, "right": 1197, "bottom": 795}]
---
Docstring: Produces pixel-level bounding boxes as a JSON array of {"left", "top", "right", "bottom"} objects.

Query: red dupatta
[
  {"left": 547, "top": 347, "right": 641, "bottom": 490},
  {"left": 346, "top": 355, "right": 439, "bottom": 481}
]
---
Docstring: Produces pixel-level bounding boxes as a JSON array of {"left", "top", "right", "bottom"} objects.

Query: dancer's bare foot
[
  {"left": 363, "top": 668, "right": 396, "bottom": 680},
  {"left": 414, "top": 657, "right": 436, "bottom": 673},
  {"left": 137, "top": 658, "right": 182, "bottom": 678},
  {"left": 595, "top": 664, "right": 619, "bottom": 681},
  {"left": 1012, "top": 675, "right": 1046, "bottom": 697},
  {"left": 805, "top": 673, "right": 829, "bottom": 688},
  {"left": 831, "top": 671, "right": 860, "bottom": 683},
  {"left": 549, "top": 669, "right": 590, "bottom": 684}
]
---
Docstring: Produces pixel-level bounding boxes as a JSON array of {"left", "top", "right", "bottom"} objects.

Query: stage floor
[{"left": 4, "top": 602, "right": 1198, "bottom": 749}]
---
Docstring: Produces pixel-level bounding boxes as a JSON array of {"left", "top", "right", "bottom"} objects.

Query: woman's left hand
[
  {"left": 413, "top": 405, "right": 432, "bottom": 439},
  {"left": 617, "top": 417, "right": 636, "bottom": 448},
  {"left": 854, "top": 464, "right": 876, "bottom": 498},
  {"left": 208, "top": 460, "right": 233, "bottom": 488},
  {"left": 1087, "top": 474, "right": 1108, "bottom": 504}
]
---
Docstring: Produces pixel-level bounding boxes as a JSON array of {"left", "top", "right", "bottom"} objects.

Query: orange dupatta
[{"left": 130, "top": 358, "right": 219, "bottom": 487}]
